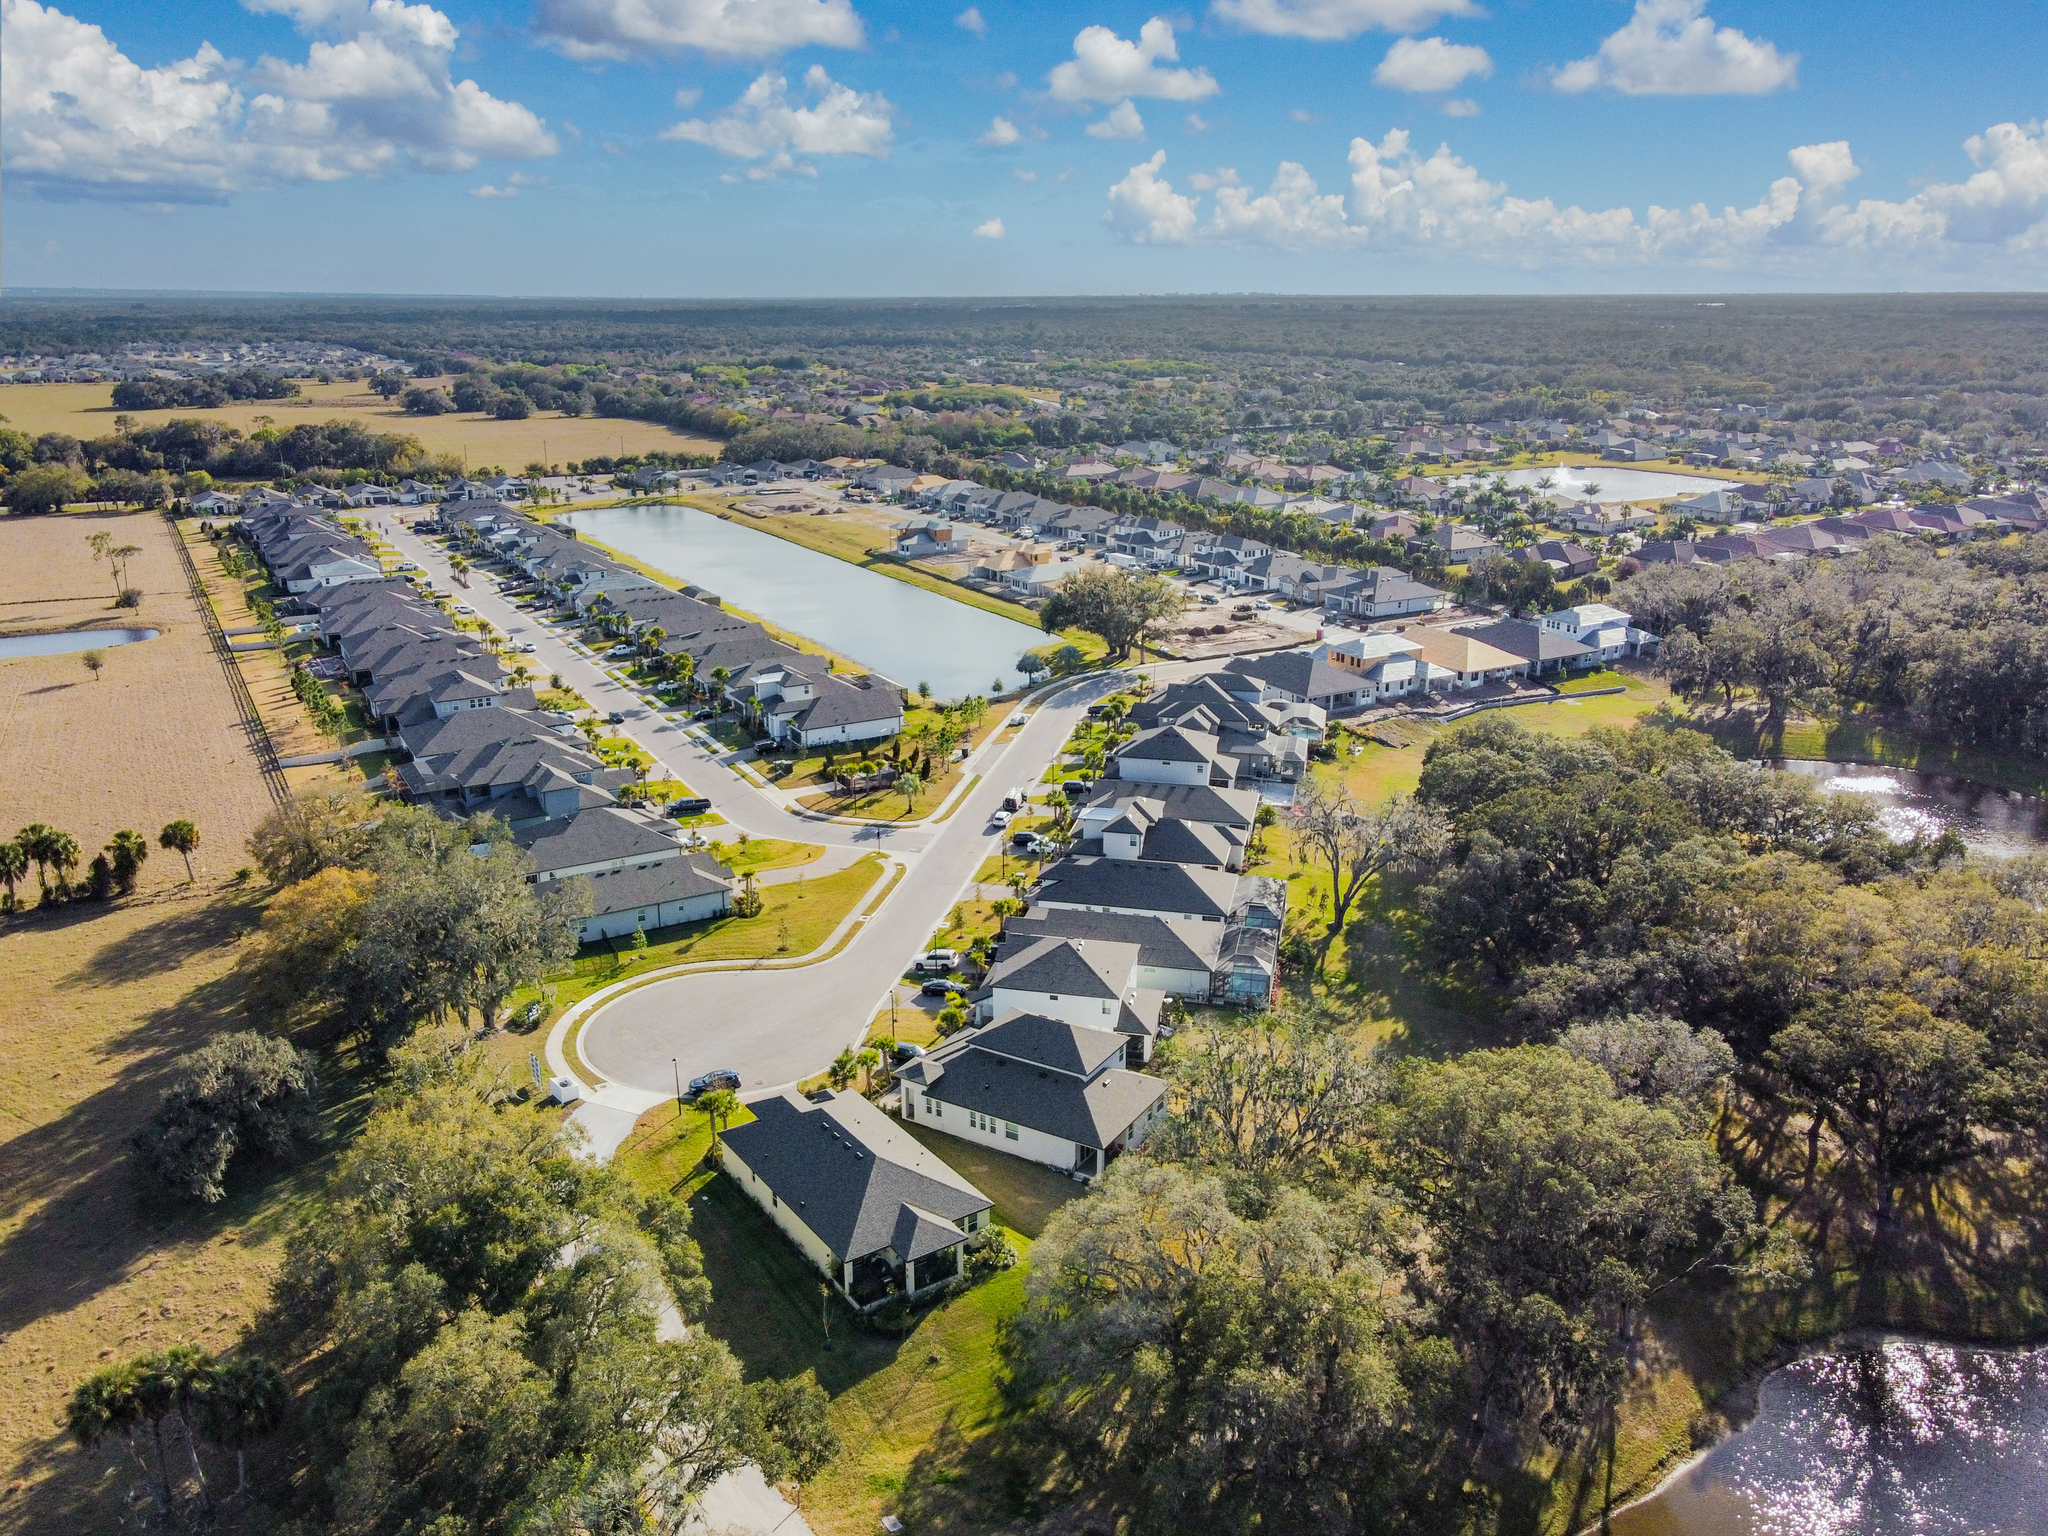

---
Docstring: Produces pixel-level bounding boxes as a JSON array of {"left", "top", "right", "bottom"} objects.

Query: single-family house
[
  {"left": 1538, "top": 603, "right": 1657, "bottom": 662},
  {"left": 896, "top": 1013, "right": 1168, "bottom": 1182},
  {"left": 722, "top": 1090, "right": 993, "bottom": 1312}
]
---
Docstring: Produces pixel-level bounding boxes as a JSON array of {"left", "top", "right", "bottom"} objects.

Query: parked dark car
[
  {"left": 687, "top": 1069, "right": 741, "bottom": 1097},
  {"left": 668, "top": 796, "right": 713, "bottom": 817},
  {"left": 607, "top": 710, "right": 626, "bottom": 724},
  {"left": 921, "top": 978, "right": 969, "bottom": 998},
  {"left": 692, "top": 708, "right": 715, "bottom": 720},
  {"left": 890, "top": 1041, "right": 927, "bottom": 1064}
]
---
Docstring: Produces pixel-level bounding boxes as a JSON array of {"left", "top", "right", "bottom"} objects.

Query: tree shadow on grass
[
  {"left": 691, "top": 1175, "right": 902, "bottom": 1397},
  {"left": 892, "top": 1412, "right": 1084, "bottom": 1536},
  {"left": 63, "top": 890, "right": 263, "bottom": 987},
  {"left": 0, "top": 896, "right": 366, "bottom": 1340}
]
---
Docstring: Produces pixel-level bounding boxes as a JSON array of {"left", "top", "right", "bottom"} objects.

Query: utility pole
[{"left": 672, "top": 1057, "right": 682, "bottom": 1111}]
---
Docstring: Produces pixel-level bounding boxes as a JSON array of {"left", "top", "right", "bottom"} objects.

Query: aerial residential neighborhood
[{"left": 6, "top": 1, "right": 2048, "bottom": 1519}]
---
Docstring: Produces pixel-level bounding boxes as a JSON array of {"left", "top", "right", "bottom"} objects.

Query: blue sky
[{"left": 2, "top": 0, "right": 2043, "bottom": 295}]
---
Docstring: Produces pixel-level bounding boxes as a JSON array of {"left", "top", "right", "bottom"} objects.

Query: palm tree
[
  {"left": 856, "top": 1047, "right": 881, "bottom": 1092},
  {"left": 159, "top": 820, "right": 201, "bottom": 882},
  {"left": 0, "top": 840, "right": 24, "bottom": 912},
  {"left": 112, "top": 543, "right": 142, "bottom": 596},
  {"left": 66, "top": 1360, "right": 163, "bottom": 1516},
  {"left": 827, "top": 1049, "right": 859, "bottom": 1092},
  {"left": 44, "top": 829, "right": 81, "bottom": 900},
  {"left": 897, "top": 769, "right": 923, "bottom": 815},
  {"left": 639, "top": 623, "right": 667, "bottom": 657},
  {"left": 107, "top": 829, "right": 149, "bottom": 895},
  {"left": 698, "top": 1088, "right": 740, "bottom": 1141},
  {"left": 15, "top": 824, "right": 62, "bottom": 903},
  {"left": 709, "top": 665, "right": 731, "bottom": 708}
]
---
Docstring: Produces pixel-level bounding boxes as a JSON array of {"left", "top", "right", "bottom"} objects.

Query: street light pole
[{"left": 672, "top": 1057, "right": 682, "bottom": 1112}]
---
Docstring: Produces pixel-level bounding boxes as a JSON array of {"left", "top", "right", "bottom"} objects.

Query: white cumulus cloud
[
  {"left": 1373, "top": 36, "right": 1491, "bottom": 93},
  {"left": 532, "top": 0, "right": 863, "bottom": 62},
  {"left": 1552, "top": 0, "right": 1797, "bottom": 96},
  {"left": 1098, "top": 121, "right": 2048, "bottom": 273},
  {"left": 1210, "top": 0, "right": 1479, "bottom": 39},
  {"left": 1086, "top": 100, "right": 1147, "bottom": 140},
  {"left": 662, "top": 64, "right": 893, "bottom": 174},
  {"left": 0, "top": 0, "right": 553, "bottom": 200},
  {"left": 1049, "top": 18, "right": 1218, "bottom": 104},
  {"left": 979, "top": 115, "right": 1020, "bottom": 147},
  {"left": 974, "top": 216, "right": 1005, "bottom": 238},
  {"left": 1104, "top": 149, "right": 1200, "bottom": 242},
  {"left": 955, "top": 5, "right": 986, "bottom": 37}
]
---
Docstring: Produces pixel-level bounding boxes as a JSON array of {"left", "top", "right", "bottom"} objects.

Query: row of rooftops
[
  {"left": 440, "top": 501, "right": 903, "bottom": 742},
  {"left": 245, "top": 511, "right": 732, "bottom": 932},
  {"left": 1638, "top": 494, "right": 2047, "bottom": 568}
]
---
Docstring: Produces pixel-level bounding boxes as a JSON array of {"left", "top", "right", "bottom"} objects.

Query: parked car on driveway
[
  {"left": 889, "top": 1041, "right": 926, "bottom": 1064},
  {"left": 687, "top": 1069, "right": 741, "bottom": 1098},
  {"left": 921, "top": 978, "right": 969, "bottom": 998},
  {"left": 916, "top": 948, "right": 959, "bottom": 974}
]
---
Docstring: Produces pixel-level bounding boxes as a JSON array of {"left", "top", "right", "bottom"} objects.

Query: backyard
[{"left": 615, "top": 1096, "right": 1077, "bottom": 1536}]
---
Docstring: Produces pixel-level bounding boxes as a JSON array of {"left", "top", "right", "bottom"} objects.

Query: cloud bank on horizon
[{"left": 0, "top": 0, "right": 2042, "bottom": 289}]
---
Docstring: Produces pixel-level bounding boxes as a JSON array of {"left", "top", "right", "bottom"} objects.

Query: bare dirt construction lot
[
  {"left": 0, "top": 510, "right": 278, "bottom": 887},
  {"left": 0, "top": 380, "right": 719, "bottom": 471}
]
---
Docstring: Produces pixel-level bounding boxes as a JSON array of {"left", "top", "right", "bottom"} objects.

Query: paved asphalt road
[
  {"left": 379, "top": 515, "right": 1208, "bottom": 1095},
  {"left": 576, "top": 669, "right": 1127, "bottom": 1095},
  {"left": 379, "top": 519, "right": 927, "bottom": 855}
]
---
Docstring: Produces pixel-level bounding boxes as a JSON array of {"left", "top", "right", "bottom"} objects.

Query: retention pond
[
  {"left": 1608, "top": 1339, "right": 2048, "bottom": 1536},
  {"left": 560, "top": 505, "right": 1048, "bottom": 700},
  {"left": 0, "top": 626, "right": 160, "bottom": 660}
]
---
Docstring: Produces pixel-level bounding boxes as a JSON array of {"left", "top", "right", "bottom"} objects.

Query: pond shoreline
[{"left": 1582, "top": 1324, "right": 2048, "bottom": 1536}]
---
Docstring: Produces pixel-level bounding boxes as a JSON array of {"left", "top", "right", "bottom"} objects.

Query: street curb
[{"left": 546, "top": 854, "right": 902, "bottom": 1087}]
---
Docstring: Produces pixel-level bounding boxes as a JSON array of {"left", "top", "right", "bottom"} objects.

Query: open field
[
  {"left": 0, "top": 887, "right": 360, "bottom": 1530},
  {"left": 0, "top": 510, "right": 278, "bottom": 892},
  {"left": 0, "top": 380, "right": 718, "bottom": 472}
]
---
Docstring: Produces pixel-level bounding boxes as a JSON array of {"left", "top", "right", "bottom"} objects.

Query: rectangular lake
[{"left": 560, "top": 505, "right": 1049, "bottom": 701}]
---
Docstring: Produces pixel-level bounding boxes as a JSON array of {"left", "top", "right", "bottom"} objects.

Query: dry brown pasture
[
  {"left": 0, "top": 512, "right": 316, "bottom": 1525},
  {"left": 0, "top": 510, "right": 277, "bottom": 890},
  {"left": 0, "top": 888, "right": 326, "bottom": 1530},
  {"left": 0, "top": 380, "right": 718, "bottom": 471}
]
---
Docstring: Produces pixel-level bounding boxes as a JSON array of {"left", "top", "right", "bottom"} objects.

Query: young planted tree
[
  {"left": 827, "top": 1049, "right": 859, "bottom": 1092},
  {"left": 160, "top": 819, "right": 202, "bottom": 882},
  {"left": 697, "top": 1087, "right": 740, "bottom": 1140},
  {"left": 81, "top": 648, "right": 106, "bottom": 682},
  {"left": 897, "top": 769, "right": 923, "bottom": 815}
]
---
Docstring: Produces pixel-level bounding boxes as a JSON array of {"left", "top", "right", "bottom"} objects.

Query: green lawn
[
  {"left": 509, "top": 854, "right": 888, "bottom": 1039},
  {"left": 705, "top": 836, "right": 824, "bottom": 876},
  {"left": 613, "top": 1107, "right": 1048, "bottom": 1536}
]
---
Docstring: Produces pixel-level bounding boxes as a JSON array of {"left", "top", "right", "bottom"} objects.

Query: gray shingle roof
[
  {"left": 913, "top": 1013, "right": 1165, "bottom": 1149},
  {"left": 1456, "top": 618, "right": 1593, "bottom": 665},
  {"left": 1000, "top": 909, "right": 1223, "bottom": 974},
  {"left": 579, "top": 853, "right": 733, "bottom": 920},
  {"left": 1033, "top": 858, "right": 1238, "bottom": 920},
  {"left": 987, "top": 937, "right": 1138, "bottom": 1001},
  {"left": 1080, "top": 783, "right": 1260, "bottom": 829},
  {"left": 722, "top": 1090, "right": 990, "bottom": 1263},
  {"left": 515, "top": 805, "right": 680, "bottom": 875}
]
